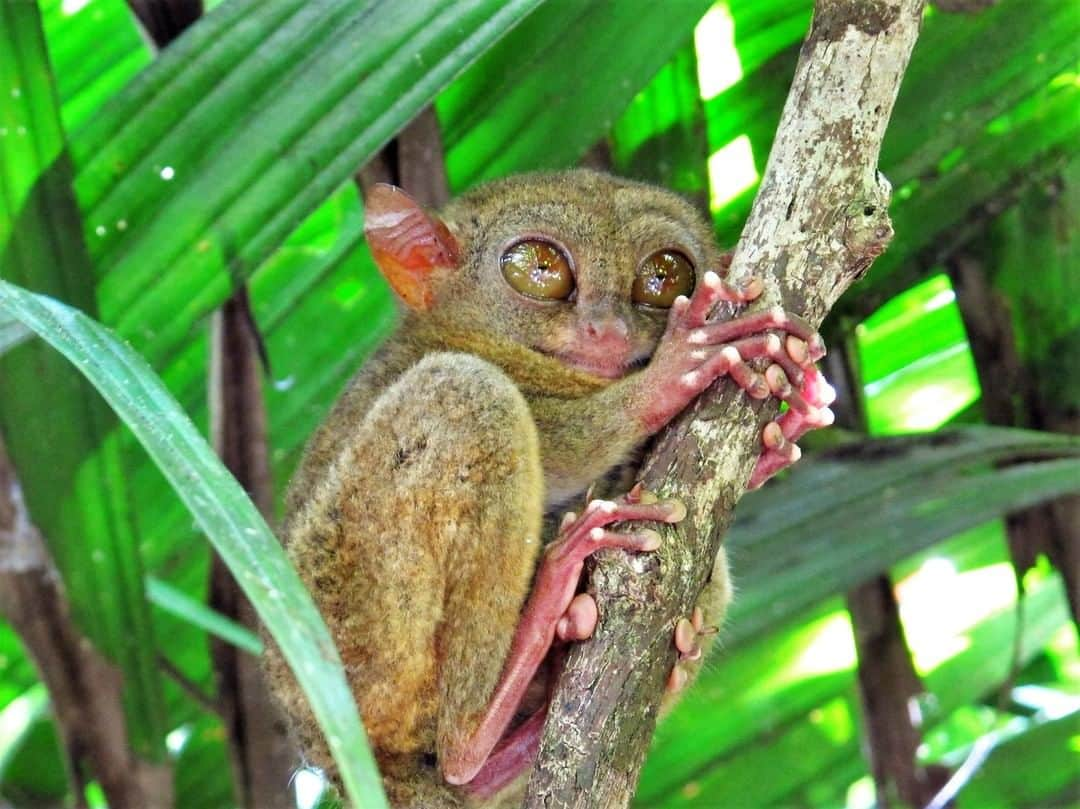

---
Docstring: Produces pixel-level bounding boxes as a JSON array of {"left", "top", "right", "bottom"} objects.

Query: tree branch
[{"left": 525, "top": 2, "right": 926, "bottom": 806}]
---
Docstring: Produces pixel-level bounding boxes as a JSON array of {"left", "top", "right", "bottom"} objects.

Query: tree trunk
[{"left": 525, "top": 2, "right": 926, "bottom": 806}]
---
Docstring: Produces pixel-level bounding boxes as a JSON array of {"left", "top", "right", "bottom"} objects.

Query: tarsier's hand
[
  {"left": 640, "top": 267, "right": 834, "bottom": 486},
  {"left": 748, "top": 364, "right": 835, "bottom": 488}
]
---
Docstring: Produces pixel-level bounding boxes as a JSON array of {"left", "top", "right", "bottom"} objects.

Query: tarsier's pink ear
[{"left": 364, "top": 183, "right": 460, "bottom": 311}]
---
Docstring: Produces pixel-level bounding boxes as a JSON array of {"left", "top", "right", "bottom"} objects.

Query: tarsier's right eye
[
  {"left": 500, "top": 239, "right": 575, "bottom": 301},
  {"left": 632, "top": 249, "right": 695, "bottom": 308}
]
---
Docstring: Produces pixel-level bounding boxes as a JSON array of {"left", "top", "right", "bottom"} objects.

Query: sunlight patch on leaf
[
  {"left": 900, "top": 562, "right": 1016, "bottom": 671},
  {"left": 695, "top": 4, "right": 743, "bottom": 99},
  {"left": 787, "top": 612, "right": 858, "bottom": 681},
  {"left": 708, "top": 134, "right": 758, "bottom": 211}
]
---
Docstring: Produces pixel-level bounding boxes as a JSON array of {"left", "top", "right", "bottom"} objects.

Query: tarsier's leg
[
  {"left": 271, "top": 353, "right": 544, "bottom": 782},
  {"left": 440, "top": 487, "right": 686, "bottom": 785}
]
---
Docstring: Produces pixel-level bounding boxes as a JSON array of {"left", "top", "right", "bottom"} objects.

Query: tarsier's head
[{"left": 364, "top": 169, "right": 723, "bottom": 380}]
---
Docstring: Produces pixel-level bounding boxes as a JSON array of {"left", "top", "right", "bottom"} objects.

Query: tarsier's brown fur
[{"left": 265, "top": 171, "right": 733, "bottom": 807}]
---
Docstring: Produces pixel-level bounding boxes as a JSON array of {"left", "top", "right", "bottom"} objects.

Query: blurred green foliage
[{"left": 0, "top": 0, "right": 1076, "bottom": 807}]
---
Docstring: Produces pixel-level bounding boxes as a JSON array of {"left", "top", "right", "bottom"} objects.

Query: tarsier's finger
[
  {"left": 719, "top": 346, "right": 771, "bottom": 399},
  {"left": 726, "top": 333, "right": 805, "bottom": 386},
  {"left": 683, "top": 272, "right": 728, "bottom": 328},
  {"left": 575, "top": 497, "right": 686, "bottom": 534},
  {"left": 690, "top": 306, "right": 820, "bottom": 350},
  {"left": 677, "top": 347, "right": 733, "bottom": 396},
  {"left": 777, "top": 404, "right": 835, "bottom": 444},
  {"left": 748, "top": 425, "right": 802, "bottom": 489},
  {"left": 801, "top": 366, "right": 838, "bottom": 409},
  {"left": 711, "top": 274, "right": 763, "bottom": 305},
  {"left": 585, "top": 527, "right": 662, "bottom": 553},
  {"left": 764, "top": 365, "right": 812, "bottom": 414}
]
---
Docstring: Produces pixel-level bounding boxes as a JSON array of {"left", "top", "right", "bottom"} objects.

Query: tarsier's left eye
[
  {"left": 500, "top": 239, "right": 575, "bottom": 300},
  {"left": 632, "top": 249, "right": 695, "bottom": 308}
]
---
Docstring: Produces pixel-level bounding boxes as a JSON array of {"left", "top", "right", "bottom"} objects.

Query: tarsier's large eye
[
  {"left": 500, "top": 239, "right": 575, "bottom": 301},
  {"left": 632, "top": 249, "right": 695, "bottom": 308}
]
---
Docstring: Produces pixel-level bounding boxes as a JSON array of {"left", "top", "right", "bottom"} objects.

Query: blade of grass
[{"left": 146, "top": 577, "right": 264, "bottom": 657}]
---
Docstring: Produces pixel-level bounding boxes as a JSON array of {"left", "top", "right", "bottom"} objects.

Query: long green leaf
[
  {"left": 439, "top": 0, "right": 713, "bottom": 191},
  {"left": 0, "top": 279, "right": 387, "bottom": 808},
  {"left": 726, "top": 427, "right": 1080, "bottom": 644},
  {"left": 71, "top": 0, "right": 542, "bottom": 371},
  {"left": 39, "top": 0, "right": 151, "bottom": 134},
  {"left": 0, "top": 0, "right": 167, "bottom": 757}
]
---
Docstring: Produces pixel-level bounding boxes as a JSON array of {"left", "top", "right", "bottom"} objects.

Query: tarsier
[{"left": 265, "top": 170, "right": 834, "bottom": 807}]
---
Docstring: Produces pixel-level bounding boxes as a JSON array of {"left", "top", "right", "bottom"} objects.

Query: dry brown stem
[{"left": 0, "top": 438, "right": 171, "bottom": 809}]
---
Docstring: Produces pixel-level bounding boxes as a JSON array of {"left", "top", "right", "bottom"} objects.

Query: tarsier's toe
[
  {"left": 667, "top": 607, "right": 714, "bottom": 693},
  {"left": 556, "top": 593, "right": 598, "bottom": 642}
]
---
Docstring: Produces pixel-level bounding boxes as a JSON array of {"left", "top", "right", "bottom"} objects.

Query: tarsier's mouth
[{"left": 546, "top": 348, "right": 652, "bottom": 379}]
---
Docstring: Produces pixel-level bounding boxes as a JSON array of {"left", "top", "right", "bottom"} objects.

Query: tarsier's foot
[
  {"left": 551, "top": 485, "right": 684, "bottom": 641},
  {"left": 642, "top": 270, "right": 825, "bottom": 432},
  {"left": 748, "top": 365, "right": 836, "bottom": 489},
  {"left": 446, "top": 486, "right": 685, "bottom": 787},
  {"left": 667, "top": 607, "right": 719, "bottom": 692}
]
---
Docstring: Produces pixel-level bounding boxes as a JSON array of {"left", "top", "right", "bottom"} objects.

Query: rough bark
[
  {"left": 525, "top": 2, "right": 925, "bottom": 806},
  {"left": 0, "top": 437, "right": 171, "bottom": 809}
]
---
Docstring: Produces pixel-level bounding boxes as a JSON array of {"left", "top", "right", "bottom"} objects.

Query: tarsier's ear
[{"left": 364, "top": 183, "right": 460, "bottom": 311}]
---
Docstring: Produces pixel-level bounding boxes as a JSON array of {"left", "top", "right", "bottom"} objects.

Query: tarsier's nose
[{"left": 581, "top": 314, "right": 630, "bottom": 345}]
